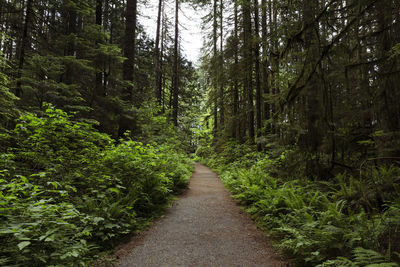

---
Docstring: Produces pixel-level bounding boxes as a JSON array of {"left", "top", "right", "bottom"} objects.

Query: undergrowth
[
  {"left": 200, "top": 142, "right": 400, "bottom": 267},
  {"left": 0, "top": 105, "right": 193, "bottom": 266}
]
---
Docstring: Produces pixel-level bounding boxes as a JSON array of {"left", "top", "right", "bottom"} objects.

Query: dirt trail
[{"left": 117, "top": 163, "right": 286, "bottom": 267}]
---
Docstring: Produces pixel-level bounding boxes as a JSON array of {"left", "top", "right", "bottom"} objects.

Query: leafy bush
[{"left": 0, "top": 105, "right": 193, "bottom": 266}]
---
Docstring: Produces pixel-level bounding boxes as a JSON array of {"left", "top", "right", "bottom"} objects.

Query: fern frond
[
  {"left": 353, "top": 247, "right": 386, "bottom": 265},
  {"left": 365, "top": 264, "right": 398, "bottom": 267},
  {"left": 318, "top": 257, "right": 355, "bottom": 267}
]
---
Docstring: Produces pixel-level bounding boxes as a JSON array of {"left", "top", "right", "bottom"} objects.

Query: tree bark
[
  {"left": 172, "top": 0, "right": 179, "bottom": 126},
  {"left": 243, "top": 0, "right": 254, "bottom": 141},
  {"left": 268, "top": 0, "right": 276, "bottom": 133},
  {"left": 253, "top": 0, "right": 262, "bottom": 150},
  {"left": 377, "top": 0, "right": 398, "bottom": 132},
  {"left": 123, "top": 0, "right": 137, "bottom": 102},
  {"left": 219, "top": 0, "right": 224, "bottom": 128},
  {"left": 213, "top": 0, "right": 218, "bottom": 137},
  {"left": 160, "top": 6, "right": 166, "bottom": 113},
  {"left": 233, "top": 0, "right": 239, "bottom": 139},
  {"left": 119, "top": 0, "right": 138, "bottom": 137},
  {"left": 95, "top": 0, "right": 103, "bottom": 98},
  {"left": 16, "top": 0, "right": 33, "bottom": 97},
  {"left": 154, "top": 0, "right": 163, "bottom": 106},
  {"left": 261, "top": 0, "right": 270, "bottom": 132}
]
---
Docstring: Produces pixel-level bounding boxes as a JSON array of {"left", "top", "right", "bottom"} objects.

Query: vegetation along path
[{"left": 117, "top": 163, "right": 286, "bottom": 267}]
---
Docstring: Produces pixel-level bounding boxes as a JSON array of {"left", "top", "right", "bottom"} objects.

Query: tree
[
  {"left": 154, "top": 0, "right": 163, "bottom": 106},
  {"left": 242, "top": 0, "right": 254, "bottom": 141},
  {"left": 261, "top": 0, "right": 270, "bottom": 132},
  {"left": 95, "top": 0, "right": 104, "bottom": 98},
  {"left": 218, "top": 0, "right": 224, "bottom": 128},
  {"left": 123, "top": 0, "right": 138, "bottom": 102},
  {"left": 232, "top": 0, "right": 240, "bottom": 139},
  {"left": 172, "top": 0, "right": 180, "bottom": 126},
  {"left": 212, "top": 0, "right": 218, "bottom": 137},
  {"left": 201, "top": 0, "right": 400, "bottom": 178},
  {"left": 16, "top": 0, "right": 33, "bottom": 97},
  {"left": 253, "top": 0, "right": 262, "bottom": 150}
]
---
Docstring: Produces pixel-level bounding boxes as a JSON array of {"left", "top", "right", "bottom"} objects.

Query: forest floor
[{"left": 115, "top": 163, "right": 287, "bottom": 267}]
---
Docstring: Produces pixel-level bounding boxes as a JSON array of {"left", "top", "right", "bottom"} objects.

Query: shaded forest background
[
  {"left": 200, "top": 0, "right": 400, "bottom": 177},
  {"left": 1, "top": 0, "right": 400, "bottom": 266},
  {"left": 196, "top": 0, "right": 400, "bottom": 266},
  {"left": 0, "top": 0, "right": 202, "bottom": 144}
]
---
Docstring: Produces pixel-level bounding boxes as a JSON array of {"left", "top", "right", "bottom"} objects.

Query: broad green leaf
[
  {"left": 93, "top": 217, "right": 104, "bottom": 224},
  {"left": 108, "top": 187, "right": 120, "bottom": 194},
  {"left": 17, "top": 241, "right": 31, "bottom": 250}
]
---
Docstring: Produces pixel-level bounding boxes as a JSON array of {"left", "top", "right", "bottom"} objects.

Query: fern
[
  {"left": 353, "top": 247, "right": 394, "bottom": 266},
  {"left": 320, "top": 248, "right": 399, "bottom": 267},
  {"left": 317, "top": 257, "right": 356, "bottom": 267},
  {"left": 212, "top": 143, "right": 400, "bottom": 266},
  {"left": 365, "top": 264, "right": 399, "bottom": 267}
]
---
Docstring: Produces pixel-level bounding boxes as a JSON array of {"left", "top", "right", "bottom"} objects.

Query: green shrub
[{"left": 0, "top": 105, "right": 193, "bottom": 266}]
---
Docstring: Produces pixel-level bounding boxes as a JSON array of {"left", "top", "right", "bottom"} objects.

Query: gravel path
[{"left": 117, "top": 163, "right": 286, "bottom": 267}]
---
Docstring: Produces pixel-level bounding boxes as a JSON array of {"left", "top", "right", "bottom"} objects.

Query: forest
[{"left": 0, "top": 0, "right": 399, "bottom": 266}]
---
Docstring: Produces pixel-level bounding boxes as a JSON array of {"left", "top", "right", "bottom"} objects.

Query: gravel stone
[{"left": 117, "top": 163, "right": 287, "bottom": 267}]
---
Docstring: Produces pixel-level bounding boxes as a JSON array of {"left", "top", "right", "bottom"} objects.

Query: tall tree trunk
[
  {"left": 63, "top": 3, "right": 77, "bottom": 84},
  {"left": 213, "top": 0, "right": 218, "bottom": 137},
  {"left": 302, "top": 0, "right": 322, "bottom": 176},
  {"left": 16, "top": 0, "right": 33, "bottom": 97},
  {"left": 219, "top": 0, "right": 224, "bottom": 128},
  {"left": 119, "top": 0, "right": 137, "bottom": 137},
  {"left": 261, "top": 0, "right": 270, "bottom": 132},
  {"left": 243, "top": 0, "right": 254, "bottom": 141},
  {"left": 376, "top": 0, "right": 399, "bottom": 156},
  {"left": 233, "top": 0, "right": 240, "bottom": 139},
  {"left": 104, "top": 0, "right": 109, "bottom": 29},
  {"left": 377, "top": 0, "right": 397, "bottom": 131},
  {"left": 96, "top": 0, "right": 103, "bottom": 36},
  {"left": 172, "top": 0, "right": 179, "bottom": 126},
  {"left": 103, "top": 0, "right": 110, "bottom": 93},
  {"left": 0, "top": 1, "right": 5, "bottom": 54},
  {"left": 66, "top": 5, "right": 76, "bottom": 56},
  {"left": 154, "top": 0, "right": 163, "bottom": 106},
  {"left": 0, "top": 2, "right": 2, "bottom": 45},
  {"left": 95, "top": 0, "right": 103, "bottom": 98},
  {"left": 123, "top": 0, "right": 137, "bottom": 102},
  {"left": 268, "top": 0, "right": 276, "bottom": 133},
  {"left": 160, "top": 6, "right": 166, "bottom": 113},
  {"left": 253, "top": 0, "right": 262, "bottom": 150}
]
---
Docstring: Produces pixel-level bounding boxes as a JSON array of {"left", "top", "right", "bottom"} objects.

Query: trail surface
[{"left": 117, "top": 163, "right": 286, "bottom": 267}]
